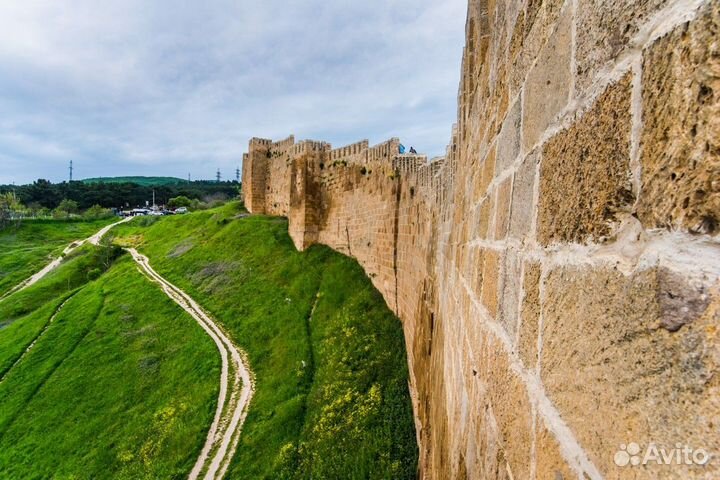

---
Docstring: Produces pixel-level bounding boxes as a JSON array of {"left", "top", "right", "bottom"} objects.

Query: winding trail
[
  {"left": 127, "top": 248, "right": 254, "bottom": 480},
  {"left": 0, "top": 218, "right": 254, "bottom": 478},
  {"left": 0, "top": 218, "right": 131, "bottom": 302}
]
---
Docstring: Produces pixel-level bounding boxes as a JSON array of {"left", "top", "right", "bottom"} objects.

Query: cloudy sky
[{"left": 0, "top": 0, "right": 467, "bottom": 185}]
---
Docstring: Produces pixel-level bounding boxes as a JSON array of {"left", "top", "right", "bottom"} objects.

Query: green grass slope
[
  {"left": 0, "top": 244, "right": 220, "bottom": 479},
  {"left": 81, "top": 176, "right": 186, "bottom": 186},
  {"left": 115, "top": 202, "right": 418, "bottom": 479},
  {"left": 0, "top": 218, "right": 116, "bottom": 297}
]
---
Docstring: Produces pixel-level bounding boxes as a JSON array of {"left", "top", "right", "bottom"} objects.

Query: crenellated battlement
[
  {"left": 329, "top": 140, "right": 369, "bottom": 164},
  {"left": 367, "top": 138, "right": 400, "bottom": 163},
  {"left": 393, "top": 154, "right": 427, "bottom": 174},
  {"left": 271, "top": 135, "right": 295, "bottom": 151},
  {"left": 249, "top": 137, "right": 271, "bottom": 147}
]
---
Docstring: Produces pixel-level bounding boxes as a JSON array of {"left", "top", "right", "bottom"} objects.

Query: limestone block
[
  {"left": 478, "top": 199, "right": 493, "bottom": 240},
  {"left": 538, "top": 74, "right": 634, "bottom": 245},
  {"left": 576, "top": 0, "right": 669, "bottom": 97},
  {"left": 496, "top": 97, "right": 521, "bottom": 174},
  {"left": 508, "top": 149, "right": 538, "bottom": 242},
  {"left": 481, "top": 249, "right": 500, "bottom": 318},
  {"left": 541, "top": 265, "right": 719, "bottom": 478},
  {"left": 522, "top": 4, "right": 572, "bottom": 152},
  {"left": 473, "top": 247, "right": 487, "bottom": 299},
  {"left": 637, "top": 2, "right": 720, "bottom": 235},
  {"left": 481, "top": 334, "right": 533, "bottom": 480},
  {"left": 498, "top": 247, "right": 521, "bottom": 340},
  {"left": 534, "top": 418, "right": 577, "bottom": 480},
  {"left": 480, "top": 144, "right": 497, "bottom": 197},
  {"left": 509, "top": 0, "right": 565, "bottom": 96},
  {"left": 494, "top": 178, "right": 512, "bottom": 240},
  {"left": 518, "top": 261, "right": 540, "bottom": 369}
]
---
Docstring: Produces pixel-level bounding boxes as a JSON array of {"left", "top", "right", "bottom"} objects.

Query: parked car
[{"left": 175, "top": 207, "right": 188, "bottom": 214}]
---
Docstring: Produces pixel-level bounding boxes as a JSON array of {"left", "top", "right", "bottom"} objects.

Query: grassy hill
[
  {"left": 81, "top": 176, "right": 187, "bottom": 186},
  {"left": 114, "top": 202, "right": 418, "bottom": 479},
  {"left": 0, "top": 238, "right": 219, "bottom": 479},
  {"left": 0, "top": 203, "right": 418, "bottom": 479},
  {"left": 0, "top": 217, "right": 116, "bottom": 297}
]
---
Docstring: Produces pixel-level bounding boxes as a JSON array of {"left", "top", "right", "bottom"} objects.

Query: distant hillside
[{"left": 81, "top": 176, "right": 186, "bottom": 186}]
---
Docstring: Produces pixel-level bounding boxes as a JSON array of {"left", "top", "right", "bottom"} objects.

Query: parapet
[
  {"left": 290, "top": 140, "right": 331, "bottom": 157},
  {"left": 330, "top": 140, "right": 370, "bottom": 163},
  {"left": 393, "top": 154, "right": 427, "bottom": 174},
  {"left": 249, "top": 137, "right": 272, "bottom": 148},
  {"left": 368, "top": 138, "right": 400, "bottom": 163}
]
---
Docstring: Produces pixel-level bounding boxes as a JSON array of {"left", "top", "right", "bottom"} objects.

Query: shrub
[
  {"left": 84, "top": 204, "right": 113, "bottom": 220},
  {"left": 167, "top": 196, "right": 192, "bottom": 209}
]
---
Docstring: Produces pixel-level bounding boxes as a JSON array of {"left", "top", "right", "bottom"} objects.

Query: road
[
  {"left": 0, "top": 217, "right": 131, "bottom": 301},
  {"left": 127, "top": 248, "right": 254, "bottom": 480},
  {"left": 1, "top": 218, "right": 254, "bottom": 479}
]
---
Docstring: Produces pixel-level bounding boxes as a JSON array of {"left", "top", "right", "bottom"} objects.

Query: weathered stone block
[
  {"left": 576, "top": 0, "right": 669, "bottom": 96},
  {"left": 478, "top": 198, "right": 492, "bottom": 239},
  {"left": 541, "top": 265, "right": 719, "bottom": 477},
  {"left": 637, "top": 2, "right": 720, "bottom": 235},
  {"left": 538, "top": 74, "right": 634, "bottom": 245},
  {"left": 482, "top": 334, "right": 533, "bottom": 480},
  {"left": 494, "top": 178, "right": 512, "bottom": 240},
  {"left": 522, "top": 4, "right": 572, "bottom": 151},
  {"left": 508, "top": 149, "right": 538, "bottom": 241},
  {"left": 498, "top": 247, "right": 521, "bottom": 339},
  {"left": 518, "top": 261, "right": 540, "bottom": 368},
  {"left": 534, "top": 418, "right": 577, "bottom": 480},
  {"left": 496, "top": 97, "right": 521, "bottom": 174},
  {"left": 480, "top": 249, "right": 500, "bottom": 318},
  {"left": 509, "top": 0, "right": 565, "bottom": 96},
  {"left": 480, "top": 144, "right": 496, "bottom": 196}
]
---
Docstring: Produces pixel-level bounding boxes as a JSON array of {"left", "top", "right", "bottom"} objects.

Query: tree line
[{"left": 0, "top": 179, "right": 239, "bottom": 211}]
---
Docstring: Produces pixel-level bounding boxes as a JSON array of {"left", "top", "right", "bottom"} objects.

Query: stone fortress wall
[{"left": 243, "top": 0, "right": 720, "bottom": 478}]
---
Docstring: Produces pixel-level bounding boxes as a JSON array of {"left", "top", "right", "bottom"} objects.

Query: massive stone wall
[{"left": 242, "top": 0, "right": 720, "bottom": 478}]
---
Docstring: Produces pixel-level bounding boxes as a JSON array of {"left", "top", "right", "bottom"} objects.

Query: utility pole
[
  {"left": 69, "top": 160, "right": 73, "bottom": 182},
  {"left": 216, "top": 169, "right": 221, "bottom": 183},
  {"left": 152, "top": 189, "right": 156, "bottom": 209}
]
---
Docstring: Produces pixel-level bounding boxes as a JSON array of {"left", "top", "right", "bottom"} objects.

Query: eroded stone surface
[
  {"left": 542, "top": 266, "right": 720, "bottom": 477},
  {"left": 481, "top": 249, "right": 500, "bottom": 318},
  {"left": 518, "top": 261, "right": 540, "bottom": 368},
  {"left": 576, "top": 0, "right": 669, "bottom": 97},
  {"left": 637, "top": 2, "right": 720, "bottom": 235},
  {"left": 494, "top": 178, "right": 513, "bottom": 240},
  {"left": 538, "top": 74, "right": 634, "bottom": 245},
  {"left": 509, "top": 0, "right": 565, "bottom": 97},
  {"left": 508, "top": 149, "right": 538, "bottom": 241},
  {"left": 496, "top": 97, "right": 521, "bottom": 174},
  {"left": 498, "top": 248, "right": 521, "bottom": 339},
  {"left": 522, "top": 4, "right": 572, "bottom": 151},
  {"left": 535, "top": 417, "right": 577, "bottom": 480}
]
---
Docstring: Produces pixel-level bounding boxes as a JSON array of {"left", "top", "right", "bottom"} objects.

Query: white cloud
[{"left": 0, "top": 0, "right": 466, "bottom": 184}]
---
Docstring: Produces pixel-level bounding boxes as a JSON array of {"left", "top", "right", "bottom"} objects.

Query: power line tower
[
  {"left": 235, "top": 167, "right": 240, "bottom": 182},
  {"left": 69, "top": 160, "right": 73, "bottom": 182},
  {"left": 216, "top": 169, "right": 221, "bottom": 183},
  {"left": 188, "top": 172, "right": 191, "bottom": 183}
]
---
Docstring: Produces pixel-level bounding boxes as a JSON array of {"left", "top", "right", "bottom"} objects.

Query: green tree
[
  {"left": 84, "top": 204, "right": 112, "bottom": 220},
  {"left": 167, "top": 196, "right": 192, "bottom": 209},
  {"left": 53, "top": 199, "right": 79, "bottom": 219},
  {"left": 0, "top": 192, "right": 24, "bottom": 228}
]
